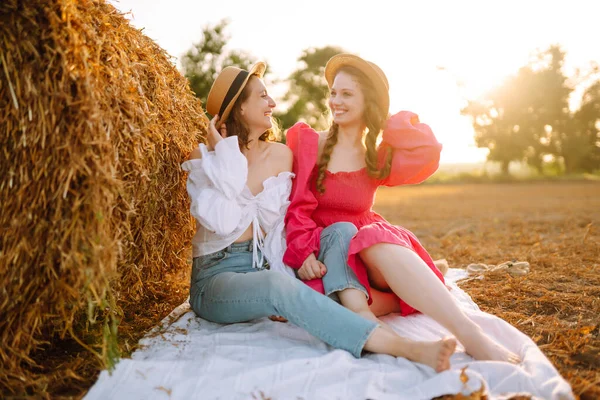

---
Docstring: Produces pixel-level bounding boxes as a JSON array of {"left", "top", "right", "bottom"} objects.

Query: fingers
[
  {"left": 208, "top": 115, "right": 220, "bottom": 136},
  {"left": 219, "top": 124, "right": 227, "bottom": 138},
  {"left": 298, "top": 259, "right": 327, "bottom": 280},
  {"left": 297, "top": 265, "right": 312, "bottom": 280},
  {"left": 318, "top": 261, "right": 327, "bottom": 276}
]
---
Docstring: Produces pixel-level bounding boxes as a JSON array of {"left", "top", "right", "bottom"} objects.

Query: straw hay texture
[{"left": 0, "top": 0, "right": 206, "bottom": 395}]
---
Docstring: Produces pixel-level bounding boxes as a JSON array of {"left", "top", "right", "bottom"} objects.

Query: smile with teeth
[{"left": 333, "top": 109, "right": 347, "bottom": 116}]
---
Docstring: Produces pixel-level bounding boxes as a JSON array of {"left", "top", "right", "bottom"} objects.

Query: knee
[
  {"left": 262, "top": 272, "right": 302, "bottom": 299},
  {"left": 326, "top": 222, "right": 358, "bottom": 242}
]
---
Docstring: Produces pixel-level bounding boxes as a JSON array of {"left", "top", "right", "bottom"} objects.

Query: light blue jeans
[{"left": 190, "top": 222, "right": 376, "bottom": 358}]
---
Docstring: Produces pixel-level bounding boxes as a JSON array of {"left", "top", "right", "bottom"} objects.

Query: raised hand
[{"left": 206, "top": 114, "right": 226, "bottom": 150}]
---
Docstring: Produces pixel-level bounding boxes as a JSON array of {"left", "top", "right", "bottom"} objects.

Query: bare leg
[
  {"left": 369, "top": 288, "right": 401, "bottom": 317},
  {"left": 363, "top": 327, "right": 457, "bottom": 372},
  {"left": 360, "top": 244, "right": 520, "bottom": 363},
  {"left": 337, "top": 287, "right": 456, "bottom": 372},
  {"left": 338, "top": 288, "right": 396, "bottom": 334}
]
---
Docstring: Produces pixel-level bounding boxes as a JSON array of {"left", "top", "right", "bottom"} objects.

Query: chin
[{"left": 334, "top": 116, "right": 351, "bottom": 126}]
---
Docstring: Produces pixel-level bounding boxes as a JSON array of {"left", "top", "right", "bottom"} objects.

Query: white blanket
[{"left": 85, "top": 269, "right": 574, "bottom": 400}]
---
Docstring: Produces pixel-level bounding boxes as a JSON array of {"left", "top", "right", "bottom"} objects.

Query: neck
[
  {"left": 241, "top": 128, "right": 265, "bottom": 156},
  {"left": 336, "top": 124, "right": 365, "bottom": 147}
]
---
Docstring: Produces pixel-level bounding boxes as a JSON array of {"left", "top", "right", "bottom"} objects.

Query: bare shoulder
[
  {"left": 189, "top": 146, "right": 202, "bottom": 160},
  {"left": 266, "top": 141, "right": 293, "bottom": 172}
]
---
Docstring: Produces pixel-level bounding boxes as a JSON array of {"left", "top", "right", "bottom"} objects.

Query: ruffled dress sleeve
[
  {"left": 378, "top": 111, "right": 442, "bottom": 187},
  {"left": 180, "top": 136, "right": 248, "bottom": 236},
  {"left": 282, "top": 123, "right": 324, "bottom": 269}
]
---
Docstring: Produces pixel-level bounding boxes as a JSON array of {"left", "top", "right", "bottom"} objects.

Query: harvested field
[{"left": 375, "top": 181, "right": 600, "bottom": 400}]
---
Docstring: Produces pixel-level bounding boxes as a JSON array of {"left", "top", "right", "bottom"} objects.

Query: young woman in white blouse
[{"left": 181, "top": 62, "right": 456, "bottom": 371}]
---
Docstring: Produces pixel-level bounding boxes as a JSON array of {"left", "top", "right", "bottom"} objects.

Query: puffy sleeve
[
  {"left": 379, "top": 111, "right": 442, "bottom": 187},
  {"left": 282, "top": 123, "right": 324, "bottom": 269},
  {"left": 180, "top": 136, "right": 248, "bottom": 236}
]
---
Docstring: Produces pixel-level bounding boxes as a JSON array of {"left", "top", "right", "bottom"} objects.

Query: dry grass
[{"left": 375, "top": 181, "right": 600, "bottom": 400}]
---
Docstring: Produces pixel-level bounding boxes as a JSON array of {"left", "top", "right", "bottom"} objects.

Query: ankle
[
  {"left": 392, "top": 336, "right": 417, "bottom": 359},
  {"left": 453, "top": 320, "right": 482, "bottom": 341}
]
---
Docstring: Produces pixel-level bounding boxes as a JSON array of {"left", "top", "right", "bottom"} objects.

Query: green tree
[
  {"left": 462, "top": 46, "right": 572, "bottom": 175},
  {"left": 275, "top": 46, "right": 344, "bottom": 131},
  {"left": 560, "top": 79, "right": 600, "bottom": 173},
  {"left": 181, "top": 19, "right": 256, "bottom": 107}
]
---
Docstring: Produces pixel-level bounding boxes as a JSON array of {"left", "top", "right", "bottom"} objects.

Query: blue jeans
[
  {"left": 315, "top": 222, "right": 367, "bottom": 302},
  {"left": 190, "top": 223, "right": 376, "bottom": 358}
]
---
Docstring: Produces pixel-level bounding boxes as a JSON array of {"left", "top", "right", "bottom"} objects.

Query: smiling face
[
  {"left": 328, "top": 71, "right": 366, "bottom": 128},
  {"left": 239, "top": 75, "right": 276, "bottom": 133}
]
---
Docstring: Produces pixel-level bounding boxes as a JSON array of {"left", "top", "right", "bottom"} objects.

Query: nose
[
  {"left": 330, "top": 94, "right": 341, "bottom": 106},
  {"left": 268, "top": 96, "right": 276, "bottom": 108}
]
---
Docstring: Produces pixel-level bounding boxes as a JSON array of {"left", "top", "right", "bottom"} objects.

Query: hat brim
[
  {"left": 217, "top": 61, "right": 267, "bottom": 128},
  {"left": 324, "top": 54, "right": 389, "bottom": 118}
]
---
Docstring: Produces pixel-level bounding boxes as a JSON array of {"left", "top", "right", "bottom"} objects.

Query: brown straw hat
[
  {"left": 206, "top": 61, "right": 267, "bottom": 127},
  {"left": 324, "top": 54, "right": 390, "bottom": 119}
]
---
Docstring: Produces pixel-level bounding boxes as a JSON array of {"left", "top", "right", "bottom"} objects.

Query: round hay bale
[{"left": 0, "top": 0, "right": 207, "bottom": 395}]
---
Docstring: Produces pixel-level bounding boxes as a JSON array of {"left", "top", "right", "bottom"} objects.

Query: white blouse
[{"left": 181, "top": 136, "right": 295, "bottom": 276}]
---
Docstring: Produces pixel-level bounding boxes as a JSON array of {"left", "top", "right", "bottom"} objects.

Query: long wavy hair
[
  {"left": 315, "top": 66, "right": 392, "bottom": 194},
  {"left": 226, "top": 75, "right": 279, "bottom": 149}
]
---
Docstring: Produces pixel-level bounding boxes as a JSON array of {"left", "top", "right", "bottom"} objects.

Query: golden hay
[{"left": 0, "top": 0, "right": 206, "bottom": 395}]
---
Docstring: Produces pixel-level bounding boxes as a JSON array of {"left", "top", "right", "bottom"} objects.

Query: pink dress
[{"left": 283, "top": 111, "right": 444, "bottom": 316}]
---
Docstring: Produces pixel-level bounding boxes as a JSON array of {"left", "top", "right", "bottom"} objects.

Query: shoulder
[
  {"left": 268, "top": 141, "right": 293, "bottom": 160},
  {"left": 266, "top": 141, "right": 293, "bottom": 171}
]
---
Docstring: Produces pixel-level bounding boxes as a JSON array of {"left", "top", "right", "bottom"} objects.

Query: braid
[
  {"left": 315, "top": 123, "right": 339, "bottom": 194},
  {"left": 364, "top": 102, "right": 392, "bottom": 179}
]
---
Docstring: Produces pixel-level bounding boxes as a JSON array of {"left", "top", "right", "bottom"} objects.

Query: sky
[{"left": 108, "top": 0, "right": 600, "bottom": 164}]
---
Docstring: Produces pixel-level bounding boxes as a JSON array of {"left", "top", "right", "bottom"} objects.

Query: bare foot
[
  {"left": 460, "top": 330, "right": 521, "bottom": 363},
  {"left": 409, "top": 337, "right": 457, "bottom": 372}
]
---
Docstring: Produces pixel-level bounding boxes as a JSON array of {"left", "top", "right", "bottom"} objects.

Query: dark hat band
[{"left": 218, "top": 70, "right": 249, "bottom": 117}]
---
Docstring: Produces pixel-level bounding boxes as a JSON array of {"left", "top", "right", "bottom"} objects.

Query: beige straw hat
[
  {"left": 324, "top": 54, "right": 390, "bottom": 119},
  {"left": 206, "top": 61, "right": 267, "bottom": 127}
]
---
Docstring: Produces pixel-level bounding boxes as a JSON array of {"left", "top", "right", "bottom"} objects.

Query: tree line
[{"left": 182, "top": 20, "right": 600, "bottom": 175}]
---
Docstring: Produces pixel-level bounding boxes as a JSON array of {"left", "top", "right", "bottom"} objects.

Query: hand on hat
[{"left": 207, "top": 115, "right": 228, "bottom": 151}]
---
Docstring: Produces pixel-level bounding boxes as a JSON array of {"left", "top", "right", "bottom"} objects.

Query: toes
[{"left": 442, "top": 338, "right": 458, "bottom": 354}]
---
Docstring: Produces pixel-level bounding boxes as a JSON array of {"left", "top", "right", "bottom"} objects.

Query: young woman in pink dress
[{"left": 283, "top": 54, "right": 520, "bottom": 363}]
